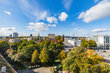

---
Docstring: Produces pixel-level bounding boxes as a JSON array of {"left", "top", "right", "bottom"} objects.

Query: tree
[
  {"left": 6, "top": 49, "right": 14, "bottom": 55},
  {"left": 21, "top": 44, "right": 35, "bottom": 60},
  {"left": 56, "top": 35, "right": 62, "bottom": 40},
  {"left": 11, "top": 53, "right": 25, "bottom": 62},
  {"left": 31, "top": 50, "right": 39, "bottom": 63},
  {"left": 99, "top": 62, "right": 110, "bottom": 73},
  {"left": 81, "top": 40, "right": 97, "bottom": 49},
  {"left": 62, "top": 46, "right": 109, "bottom": 73},
  {"left": 48, "top": 42, "right": 56, "bottom": 63},
  {"left": 39, "top": 48, "right": 49, "bottom": 63},
  {"left": 87, "top": 40, "right": 97, "bottom": 49},
  {"left": 17, "top": 40, "right": 28, "bottom": 52},
  {"left": 81, "top": 40, "right": 88, "bottom": 47},
  {"left": 8, "top": 49, "right": 17, "bottom": 58},
  {"left": 0, "top": 41, "right": 9, "bottom": 54},
  {"left": 11, "top": 42, "right": 20, "bottom": 50},
  {"left": 26, "top": 40, "right": 35, "bottom": 45},
  {"left": 58, "top": 50, "right": 66, "bottom": 61}
]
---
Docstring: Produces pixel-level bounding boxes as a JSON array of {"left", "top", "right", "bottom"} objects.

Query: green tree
[
  {"left": 26, "top": 40, "right": 35, "bottom": 45},
  {"left": 31, "top": 50, "right": 39, "bottom": 63},
  {"left": 81, "top": 39, "right": 88, "bottom": 47},
  {"left": 0, "top": 41, "right": 10, "bottom": 54},
  {"left": 21, "top": 44, "right": 35, "bottom": 60},
  {"left": 87, "top": 40, "right": 97, "bottom": 49},
  {"left": 39, "top": 48, "right": 49, "bottom": 63},
  {"left": 56, "top": 35, "right": 62, "bottom": 40},
  {"left": 11, "top": 42, "right": 20, "bottom": 50}
]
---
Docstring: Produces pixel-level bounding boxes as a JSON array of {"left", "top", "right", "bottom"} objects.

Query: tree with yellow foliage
[
  {"left": 31, "top": 50, "right": 39, "bottom": 63},
  {"left": 58, "top": 50, "right": 66, "bottom": 61},
  {"left": 39, "top": 48, "right": 49, "bottom": 63}
]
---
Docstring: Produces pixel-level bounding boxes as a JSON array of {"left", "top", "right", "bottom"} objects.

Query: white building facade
[{"left": 94, "top": 35, "right": 110, "bottom": 49}]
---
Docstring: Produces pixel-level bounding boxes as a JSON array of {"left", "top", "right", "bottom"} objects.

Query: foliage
[
  {"left": 56, "top": 35, "right": 62, "bottom": 40},
  {"left": 81, "top": 40, "right": 97, "bottom": 49},
  {"left": 0, "top": 41, "right": 10, "bottom": 53},
  {"left": 11, "top": 42, "right": 20, "bottom": 50},
  {"left": 8, "top": 49, "right": 17, "bottom": 58},
  {"left": 62, "top": 46, "right": 110, "bottom": 73},
  {"left": 81, "top": 40, "right": 88, "bottom": 47},
  {"left": 6, "top": 49, "right": 14, "bottom": 55},
  {"left": 31, "top": 50, "right": 39, "bottom": 63},
  {"left": 11, "top": 53, "right": 25, "bottom": 62},
  {"left": 58, "top": 50, "right": 66, "bottom": 61},
  {"left": 39, "top": 48, "right": 49, "bottom": 63},
  {"left": 87, "top": 40, "right": 97, "bottom": 48},
  {"left": 21, "top": 44, "right": 35, "bottom": 59}
]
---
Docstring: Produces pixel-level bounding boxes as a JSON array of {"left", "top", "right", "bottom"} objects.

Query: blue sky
[{"left": 0, "top": 0, "right": 110, "bottom": 36}]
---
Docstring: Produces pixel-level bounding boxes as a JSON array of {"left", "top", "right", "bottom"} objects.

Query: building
[
  {"left": 64, "top": 37, "right": 81, "bottom": 52},
  {"left": 9, "top": 34, "right": 12, "bottom": 38},
  {"left": 48, "top": 34, "right": 55, "bottom": 39},
  {"left": 65, "top": 37, "right": 81, "bottom": 47},
  {"left": 13, "top": 32, "right": 18, "bottom": 37},
  {"left": 93, "top": 35, "right": 110, "bottom": 49},
  {"left": 30, "top": 34, "right": 32, "bottom": 37},
  {"left": 9, "top": 39, "right": 21, "bottom": 43}
]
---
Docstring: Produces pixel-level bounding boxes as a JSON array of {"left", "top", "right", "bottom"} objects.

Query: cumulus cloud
[
  {"left": 92, "top": 28, "right": 110, "bottom": 32},
  {"left": 78, "top": 0, "right": 110, "bottom": 23},
  {"left": 28, "top": 22, "right": 48, "bottom": 33},
  {"left": 59, "top": 12, "right": 68, "bottom": 21},
  {"left": 0, "top": 27, "right": 15, "bottom": 36},
  {"left": 37, "top": 11, "right": 48, "bottom": 20},
  {"left": 62, "top": 0, "right": 73, "bottom": 10},
  {"left": 47, "top": 16, "right": 58, "bottom": 23},
  {"left": 48, "top": 24, "right": 56, "bottom": 27},
  {"left": 4, "top": 10, "right": 11, "bottom": 15}
]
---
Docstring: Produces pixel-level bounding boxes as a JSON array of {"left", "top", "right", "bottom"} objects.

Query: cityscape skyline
[{"left": 0, "top": 0, "right": 110, "bottom": 36}]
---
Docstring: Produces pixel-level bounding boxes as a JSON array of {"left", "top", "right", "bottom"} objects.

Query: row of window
[{"left": 104, "top": 36, "right": 110, "bottom": 43}]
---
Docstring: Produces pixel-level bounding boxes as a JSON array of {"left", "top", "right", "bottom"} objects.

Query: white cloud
[
  {"left": 94, "top": 0, "right": 100, "bottom": 3},
  {"left": 92, "top": 28, "right": 110, "bottom": 32},
  {"left": 47, "top": 16, "right": 58, "bottom": 23},
  {"left": 29, "top": 22, "right": 34, "bottom": 25},
  {"left": 18, "top": 0, "right": 49, "bottom": 21},
  {"left": 78, "top": 0, "right": 110, "bottom": 23},
  {"left": 28, "top": 22, "right": 48, "bottom": 33},
  {"left": 36, "top": 11, "right": 48, "bottom": 21},
  {"left": 62, "top": 0, "right": 73, "bottom": 10},
  {"left": 4, "top": 10, "right": 11, "bottom": 15},
  {"left": 0, "top": 27, "right": 15, "bottom": 36},
  {"left": 48, "top": 24, "right": 56, "bottom": 27},
  {"left": 59, "top": 12, "right": 68, "bottom": 21}
]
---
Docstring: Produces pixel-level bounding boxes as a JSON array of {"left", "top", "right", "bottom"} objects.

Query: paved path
[{"left": 18, "top": 67, "right": 52, "bottom": 73}]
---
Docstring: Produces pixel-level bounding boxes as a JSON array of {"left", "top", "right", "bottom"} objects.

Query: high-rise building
[
  {"left": 9, "top": 34, "right": 12, "bottom": 37},
  {"left": 13, "top": 32, "right": 18, "bottom": 37},
  {"left": 30, "top": 34, "right": 32, "bottom": 37}
]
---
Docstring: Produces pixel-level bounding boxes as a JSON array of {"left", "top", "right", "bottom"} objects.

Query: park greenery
[
  {"left": 62, "top": 47, "right": 110, "bottom": 73},
  {"left": 81, "top": 39, "right": 97, "bottom": 49},
  {"left": 0, "top": 36, "right": 64, "bottom": 68},
  {"left": 0, "top": 37, "right": 110, "bottom": 72}
]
